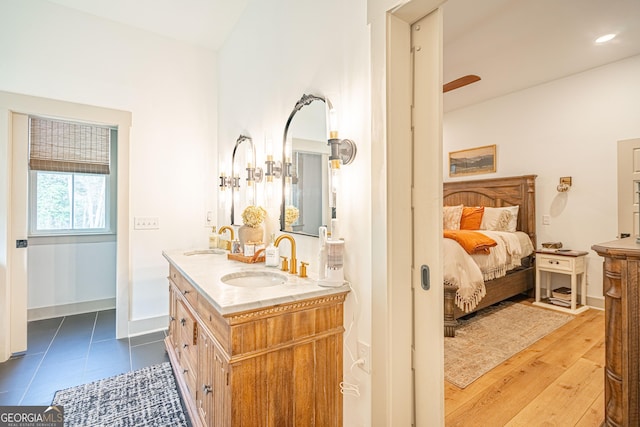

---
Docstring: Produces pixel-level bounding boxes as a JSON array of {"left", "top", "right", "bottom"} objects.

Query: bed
[{"left": 443, "top": 174, "right": 537, "bottom": 337}]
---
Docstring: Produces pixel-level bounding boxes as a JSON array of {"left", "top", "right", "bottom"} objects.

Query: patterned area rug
[
  {"left": 52, "top": 362, "right": 189, "bottom": 426},
  {"left": 444, "top": 301, "right": 573, "bottom": 389}
]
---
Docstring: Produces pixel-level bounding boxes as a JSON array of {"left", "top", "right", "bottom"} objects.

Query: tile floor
[{"left": 0, "top": 309, "right": 169, "bottom": 406}]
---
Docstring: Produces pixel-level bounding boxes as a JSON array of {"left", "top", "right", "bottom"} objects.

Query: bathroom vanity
[{"left": 162, "top": 249, "right": 349, "bottom": 427}]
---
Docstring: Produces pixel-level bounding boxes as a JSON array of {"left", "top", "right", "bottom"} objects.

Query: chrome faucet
[{"left": 275, "top": 234, "right": 297, "bottom": 275}]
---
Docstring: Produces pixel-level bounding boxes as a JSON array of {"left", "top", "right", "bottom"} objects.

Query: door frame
[
  {"left": 617, "top": 138, "right": 640, "bottom": 239},
  {"left": 370, "top": 0, "right": 445, "bottom": 425},
  {"left": 0, "top": 91, "right": 131, "bottom": 361}
]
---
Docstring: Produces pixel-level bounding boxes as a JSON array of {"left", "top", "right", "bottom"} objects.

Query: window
[
  {"left": 33, "top": 171, "right": 107, "bottom": 232},
  {"left": 29, "top": 116, "right": 116, "bottom": 236}
]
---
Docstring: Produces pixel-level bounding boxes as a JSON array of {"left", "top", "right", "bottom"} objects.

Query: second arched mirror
[
  {"left": 231, "top": 135, "right": 256, "bottom": 225},
  {"left": 281, "top": 94, "right": 333, "bottom": 237}
]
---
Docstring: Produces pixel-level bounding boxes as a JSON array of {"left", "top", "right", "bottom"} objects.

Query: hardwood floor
[{"left": 445, "top": 299, "right": 605, "bottom": 426}]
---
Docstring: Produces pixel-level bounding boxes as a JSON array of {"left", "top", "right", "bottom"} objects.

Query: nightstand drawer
[{"left": 537, "top": 255, "right": 574, "bottom": 272}]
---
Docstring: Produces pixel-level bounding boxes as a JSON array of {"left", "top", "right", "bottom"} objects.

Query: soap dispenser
[
  {"left": 209, "top": 226, "right": 219, "bottom": 249},
  {"left": 265, "top": 234, "right": 279, "bottom": 267}
]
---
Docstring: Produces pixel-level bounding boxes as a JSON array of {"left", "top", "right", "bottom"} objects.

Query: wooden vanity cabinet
[{"left": 165, "top": 264, "right": 348, "bottom": 427}]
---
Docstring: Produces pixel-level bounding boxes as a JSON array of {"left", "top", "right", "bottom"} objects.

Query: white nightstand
[{"left": 533, "top": 249, "right": 589, "bottom": 314}]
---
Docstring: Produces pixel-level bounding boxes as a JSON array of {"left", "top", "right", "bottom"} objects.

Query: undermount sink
[
  {"left": 184, "top": 249, "right": 226, "bottom": 256},
  {"left": 221, "top": 271, "right": 288, "bottom": 288}
]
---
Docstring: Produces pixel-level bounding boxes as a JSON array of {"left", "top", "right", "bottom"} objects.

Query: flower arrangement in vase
[
  {"left": 284, "top": 205, "right": 299, "bottom": 232},
  {"left": 239, "top": 205, "right": 266, "bottom": 246}
]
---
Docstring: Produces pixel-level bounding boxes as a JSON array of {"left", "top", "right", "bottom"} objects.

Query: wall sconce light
[
  {"left": 218, "top": 172, "right": 240, "bottom": 190},
  {"left": 246, "top": 161, "right": 263, "bottom": 187},
  {"left": 219, "top": 172, "right": 231, "bottom": 190},
  {"left": 557, "top": 176, "right": 572, "bottom": 192},
  {"left": 264, "top": 155, "right": 282, "bottom": 182},
  {"left": 326, "top": 107, "right": 357, "bottom": 199},
  {"left": 327, "top": 107, "right": 357, "bottom": 168}
]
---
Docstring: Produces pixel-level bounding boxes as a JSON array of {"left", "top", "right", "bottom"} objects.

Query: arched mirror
[
  {"left": 231, "top": 135, "right": 257, "bottom": 225},
  {"left": 281, "top": 94, "right": 333, "bottom": 237}
]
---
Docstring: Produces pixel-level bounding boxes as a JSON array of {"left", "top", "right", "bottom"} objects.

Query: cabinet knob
[
  {"left": 181, "top": 318, "right": 186, "bottom": 326},
  {"left": 183, "top": 289, "right": 190, "bottom": 295},
  {"left": 203, "top": 384, "right": 212, "bottom": 394},
  {"left": 183, "top": 369, "right": 188, "bottom": 374},
  {"left": 183, "top": 343, "right": 189, "bottom": 349}
]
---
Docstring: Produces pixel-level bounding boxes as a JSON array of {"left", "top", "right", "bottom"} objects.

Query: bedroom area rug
[
  {"left": 52, "top": 362, "right": 189, "bottom": 426},
  {"left": 444, "top": 301, "right": 573, "bottom": 389}
]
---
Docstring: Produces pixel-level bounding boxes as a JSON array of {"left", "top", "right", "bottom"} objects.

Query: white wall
[
  {"left": 27, "top": 242, "right": 116, "bottom": 311},
  {"left": 444, "top": 55, "right": 640, "bottom": 304},
  {"left": 217, "top": 0, "right": 372, "bottom": 424},
  {"left": 0, "top": 1, "right": 217, "bottom": 327}
]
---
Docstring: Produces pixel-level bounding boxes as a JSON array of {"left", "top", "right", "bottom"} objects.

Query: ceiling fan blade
[{"left": 443, "top": 75, "right": 481, "bottom": 93}]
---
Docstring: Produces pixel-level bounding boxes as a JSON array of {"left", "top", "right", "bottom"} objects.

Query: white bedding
[{"left": 444, "top": 231, "right": 533, "bottom": 312}]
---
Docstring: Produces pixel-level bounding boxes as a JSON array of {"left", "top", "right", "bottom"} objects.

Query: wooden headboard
[{"left": 443, "top": 175, "right": 537, "bottom": 248}]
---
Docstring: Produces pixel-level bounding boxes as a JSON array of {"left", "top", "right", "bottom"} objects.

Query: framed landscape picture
[{"left": 449, "top": 144, "right": 496, "bottom": 177}]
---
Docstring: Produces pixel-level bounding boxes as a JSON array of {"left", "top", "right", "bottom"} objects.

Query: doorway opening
[{"left": 1, "top": 91, "right": 131, "bottom": 358}]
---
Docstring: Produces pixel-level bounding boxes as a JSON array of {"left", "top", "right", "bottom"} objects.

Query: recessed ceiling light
[{"left": 595, "top": 33, "right": 616, "bottom": 44}]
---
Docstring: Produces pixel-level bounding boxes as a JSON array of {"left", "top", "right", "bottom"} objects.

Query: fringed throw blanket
[
  {"left": 444, "top": 230, "right": 525, "bottom": 312},
  {"left": 470, "top": 230, "right": 523, "bottom": 281},
  {"left": 443, "top": 238, "right": 486, "bottom": 312}
]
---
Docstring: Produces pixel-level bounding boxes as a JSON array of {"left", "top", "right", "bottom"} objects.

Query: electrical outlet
[
  {"left": 357, "top": 341, "right": 371, "bottom": 374},
  {"left": 542, "top": 214, "right": 550, "bottom": 225},
  {"left": 134, "top": 217, "right": 159, "bottom": 230}
]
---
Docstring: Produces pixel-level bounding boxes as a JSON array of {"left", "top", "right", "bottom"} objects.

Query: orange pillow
[{"left": 460, "top": 206, "right": 484, "bottom": 230}]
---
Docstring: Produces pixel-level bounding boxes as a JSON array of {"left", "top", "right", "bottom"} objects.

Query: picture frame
[{"left": 449, "top": 144, "right": 496, "bottom": 177}]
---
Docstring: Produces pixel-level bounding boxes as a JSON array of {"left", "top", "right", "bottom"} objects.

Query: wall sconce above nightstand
[{"left": 557, "top": 176, "right": 572, "bottom": 192}]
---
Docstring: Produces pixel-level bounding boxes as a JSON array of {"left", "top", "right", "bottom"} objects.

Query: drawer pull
[
  {"left": 183, "top": 369, "right": 188, "bottom": 374},
  {"left": 203, "top": 384, "right": 212, "bottom": 394},
  {"left": 548, "top": 260, "right": 560, "bottom": 264}
]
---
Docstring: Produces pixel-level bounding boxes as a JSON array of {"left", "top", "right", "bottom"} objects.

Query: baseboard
[
  {"left": 587, "top": 295, "right": 605, "bottom": 310},
  {"left": 28, "top": 298, "right": 116, "bottom": 321},
  {"left": 128, "top": 315, "right": 169, "bottom": 337}
]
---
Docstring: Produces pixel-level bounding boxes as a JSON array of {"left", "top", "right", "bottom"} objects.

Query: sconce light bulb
[
  {"left": 265, "top": 136, "right": 273, "bottom": 155},
  {"left": 265, "top": 180, "right": 274, "bottom": 207},
  {"left": 330, "top": 160, "right": 341, "bottom": 193},
  {"left": 328, "top": 108, "right": 338, "bottom": 135}
]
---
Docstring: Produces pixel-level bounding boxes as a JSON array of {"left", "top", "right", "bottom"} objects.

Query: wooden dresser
[
  {"left": 165, "top": 263, "right": 348, "bottom": 427},
  {"left": 592, "top": 238, "right": 640, "bottom": 426}
]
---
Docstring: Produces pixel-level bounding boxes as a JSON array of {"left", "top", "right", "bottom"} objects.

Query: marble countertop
[{"left": 162, "top": 249, "right": 350, "bottom": 316}]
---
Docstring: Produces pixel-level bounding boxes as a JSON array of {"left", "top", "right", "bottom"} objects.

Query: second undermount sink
[
  {"left": 184, "top": 249, "right": 226, "bottom": 256},
  {"left": 221, "top": 271, "right": 288, "bottom": 288}
]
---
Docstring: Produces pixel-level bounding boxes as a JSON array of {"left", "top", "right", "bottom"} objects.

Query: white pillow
[
  {"left": 443, "top": 205, "right": 463, "bottom": 230},
  {"left": 481, "top": 206, "right": 519, "bottom": 232}
]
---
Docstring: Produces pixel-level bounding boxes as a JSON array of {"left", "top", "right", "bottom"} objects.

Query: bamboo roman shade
[{"left": 29, "top": 117, "right": 111, "bottom": 174}]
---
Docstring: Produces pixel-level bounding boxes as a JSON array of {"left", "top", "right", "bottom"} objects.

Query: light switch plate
[{"left": 134, "top": 217, "right": 159, "bottom": 230}]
